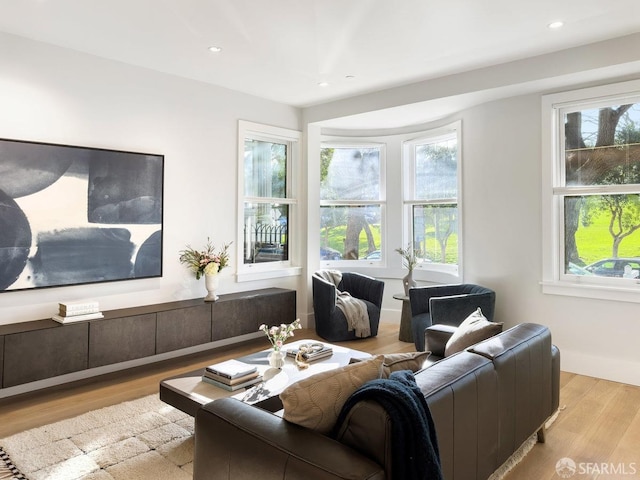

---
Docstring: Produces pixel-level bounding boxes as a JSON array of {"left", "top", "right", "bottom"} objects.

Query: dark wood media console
[{"left": 0, "top": 288, "right": 296, "bottom": 394}]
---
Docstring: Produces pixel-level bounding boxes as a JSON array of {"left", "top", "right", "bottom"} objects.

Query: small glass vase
[
  {"left": 204, "top": 274, "right": 219, "bottom": 302},
  {"left": 268, "top": 349, "right": 286, "bottom": 368}
]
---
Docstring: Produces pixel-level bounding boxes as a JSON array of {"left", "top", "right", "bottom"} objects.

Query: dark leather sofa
[{"left": 193, "top": 323, "right": 560, "bottom": 480}]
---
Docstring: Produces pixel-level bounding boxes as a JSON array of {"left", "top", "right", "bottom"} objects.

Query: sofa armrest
[
  {"left": 194, "top": 398, "right": 385, "bottom": 480},
  {"left": 424, "top": 324, "right": 457, "bottom": 358}
]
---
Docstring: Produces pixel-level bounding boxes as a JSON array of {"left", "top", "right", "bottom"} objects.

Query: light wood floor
[{"left": 1, "top": 323, "right": 639, "bottom": 479}]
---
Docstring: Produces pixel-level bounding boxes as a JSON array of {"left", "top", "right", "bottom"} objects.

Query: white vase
[
  {"left": 267, "top": 349, "right": 286, "bottom": 368},
  {"left": 204, "top": 274, "right": 219, "bottom": 302},
  {"left": 403, "top": 269, "right": 416, "bottom": 296}
]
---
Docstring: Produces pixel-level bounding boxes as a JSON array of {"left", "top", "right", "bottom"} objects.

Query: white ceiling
[{"left": 1, "top": 0, "right": 640, "bottom": 109}]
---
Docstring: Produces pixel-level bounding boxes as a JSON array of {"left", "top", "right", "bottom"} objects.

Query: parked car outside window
[
  {"left": 584, "top": 258, "right": 640, "bottom": 278},
  {"left": 320, "top": 247, "right": 342, "bottom": 260}
]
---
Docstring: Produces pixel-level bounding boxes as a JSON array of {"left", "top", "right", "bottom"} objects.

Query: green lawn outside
[
  {"left": 574, "top": 210, "right": 640, "bottom": 265},
  {"left": 321, "top": 210, "right": 640, "bottom": 265},
  {"left": 321, "top": 224, "right": 458, "bottom": 263}
]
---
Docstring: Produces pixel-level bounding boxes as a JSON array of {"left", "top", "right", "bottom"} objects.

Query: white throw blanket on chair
[{"left": 314, "top": 270, "right": 371, "bottom": 338}]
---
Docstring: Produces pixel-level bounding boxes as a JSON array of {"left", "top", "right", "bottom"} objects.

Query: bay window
[
  {"left": 403, "top": 121, "right": 462, "bottom": 280},
  {"left": 319, "top": 145, "right": 385, "bottom": 263}
]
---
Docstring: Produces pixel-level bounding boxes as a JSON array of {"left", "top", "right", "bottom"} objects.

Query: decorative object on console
[
  {"left": 179, "top": 238, "right": 231, "bottom": 301},
  {"left": 203, "top": 273, "right": 219, "bottom": 302},
  {"left": 58, "top": 300, "right": 100, "bottom": 316},
  {"left": 259, "top": 318, "right": 302, "bottom": 368},
  {"left": 395, "top": 244, "right": 421, "bottom": 295},
  {"left": 52, "top": 312, "right": 104, "bottom": 324},
  {"left": 0, "top": 138, "right": 164, "bottom": 293},
  {"left": 53, "top": 299, "right": 103, "bottom": 323}
]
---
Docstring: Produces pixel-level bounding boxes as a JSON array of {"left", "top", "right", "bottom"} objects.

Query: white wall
[
  {"left": 463, "top": 93, "right": 640, "bottom": 387},
  {"left": 0, "top": 32, "right": 302, "bottom": 325}
]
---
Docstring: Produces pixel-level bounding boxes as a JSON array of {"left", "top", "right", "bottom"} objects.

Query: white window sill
[
  {"left": 236, "top": 266, "right": 302, "bottom": 283},
  {"left": 541, "top": 280, "right": 640, "bottom": 304}
]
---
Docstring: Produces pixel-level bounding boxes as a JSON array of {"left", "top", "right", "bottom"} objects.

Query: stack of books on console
[
  {"left": 53, "top": 300, "right": 104, "bottom": 324},
  {"left": 286, "top": 343, "right": 333, "bottom": 362},
  {"left": 202, "top": 359, "right": 262, "bottom": 391}
]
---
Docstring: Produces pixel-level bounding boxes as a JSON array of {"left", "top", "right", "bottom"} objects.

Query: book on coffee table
[
  {"left": 203, "top": 369, "right": 259, "bottom": 386},
  {"left": 201, "top": 374, "right": 263, "bottom": 391},
  {"left": 286, "top": 343, "right": 333, "bottom": 361},
  {"left": 205, "top": 359, "right": 257, "bottom": 380}
]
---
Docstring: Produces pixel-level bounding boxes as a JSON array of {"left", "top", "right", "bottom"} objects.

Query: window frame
[
  {"left": 402, "top": 121, "right": 463, "bottom": 283},
  {"left": 237, "top": 120, "right": 302, "bottom": 282},
  {"left": 541, "top": 79, "right": 640, "bottom": 303},
  {"left": 318, "top": 141, "right": 387, "bottom": 268}
]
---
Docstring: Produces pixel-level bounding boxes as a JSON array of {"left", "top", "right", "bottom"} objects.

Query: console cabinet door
[
  {"left": 0, "top": 336, "right": 4, "bottom": 388},
  {"left": 88, "top": 314, "right": 156, "bottom": 368},
  {"left": 212, "top": 290, "right": 296, "bottom": 341},
  {"left": 156, "top": 304, "right": 212, "bottom": 354},
  {"left": 3, "top": 323, "right": 89, "bottom": 388}
]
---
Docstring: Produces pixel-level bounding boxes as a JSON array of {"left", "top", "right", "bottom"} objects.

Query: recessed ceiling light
[
  {"left": 318, "top": 81, "right": 330, "bottom": 87},
  {"left": 548, "top": 21, "right": 564, "bottom": 29},
  {"left": 208, "top": 46, "right": 222, "bottom": 53}
]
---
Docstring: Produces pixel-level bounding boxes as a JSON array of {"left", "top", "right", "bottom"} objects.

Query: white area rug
[{"left": 0, "top": 395, "right": 194, "bottom": 480}]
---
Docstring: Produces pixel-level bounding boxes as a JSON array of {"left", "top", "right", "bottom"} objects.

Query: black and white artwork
[{"left": 0, "top": 138, "right": 163, "bottom": 292}]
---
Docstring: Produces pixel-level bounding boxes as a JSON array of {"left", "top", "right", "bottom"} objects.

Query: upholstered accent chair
[
  {"left": 312, "top": 271, "right": 384, "bottom": 342},
  {"left": 409, "top": 284, "right": 496, "bottom": 351}
]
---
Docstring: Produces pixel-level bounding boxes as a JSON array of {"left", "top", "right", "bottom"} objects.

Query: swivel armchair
[
  {"left": 312, "top": 271, "right": 384, "bottom": 342},
  {"left": 409, "top": 284, "right": 496, "bottom": 351}
]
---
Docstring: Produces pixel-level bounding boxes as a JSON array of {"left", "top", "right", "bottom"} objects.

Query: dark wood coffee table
[{"left": 159, "top": 340, "right": 370, "bottom": 416}]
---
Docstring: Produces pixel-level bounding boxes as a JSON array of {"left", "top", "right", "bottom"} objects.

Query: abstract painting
[{"left": 0, "top": 138, "right": 163, "bottom": 292}]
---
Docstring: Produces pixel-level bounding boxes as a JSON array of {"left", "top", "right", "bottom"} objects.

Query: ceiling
[{"left": 1, "top": 0, "right": 640, "bottom": 109}]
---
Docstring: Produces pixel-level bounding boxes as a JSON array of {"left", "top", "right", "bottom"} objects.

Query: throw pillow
[
  {"left": 444, "top": 308, "right": 503, "bottom": 357},
  {"left": 349, "top": 351, "right": 430, "bottom": 377},
  {"left": 279, "top": 355, "right": 384, "bottom": 434}
]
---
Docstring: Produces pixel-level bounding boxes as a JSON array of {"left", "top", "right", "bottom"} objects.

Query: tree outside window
[
  {"left": 404, "top": 125, "right": 461, "bottom": 277},
  {"left": 319, "top": 146, "right": 383, "bottom": 261},
  {"left": 561, "top": 103, "right": 640, "bottom": 278}
]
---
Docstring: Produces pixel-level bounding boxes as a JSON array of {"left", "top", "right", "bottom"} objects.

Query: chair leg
[{"left": 536, "top": 425, "right": 546, "bottom": 443}]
